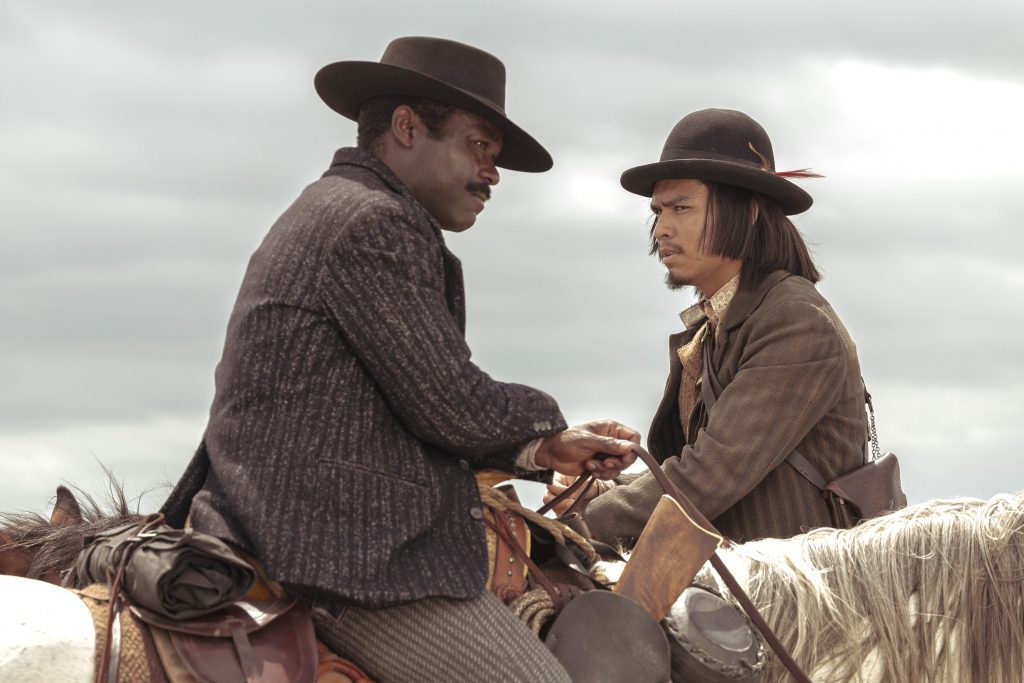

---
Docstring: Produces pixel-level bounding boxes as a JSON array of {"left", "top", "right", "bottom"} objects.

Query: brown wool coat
[
  {"left": 162, "top": 148, "right": 566, "bottom": 608},
  {"left": 585, "top": 271, "right": 867, "bottom": 545}
]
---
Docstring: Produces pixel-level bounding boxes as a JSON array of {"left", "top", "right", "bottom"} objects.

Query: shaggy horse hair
[
  {"left": 0, "top": 482, "right": 141, "bottom": 581},
  {"left": 697, "top": 493, "right": 1024, "bottom": 683}
]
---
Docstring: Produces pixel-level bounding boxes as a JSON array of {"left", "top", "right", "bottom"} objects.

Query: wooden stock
[{"left": 614, "top": 494, "right": 721, "bottom": 622}]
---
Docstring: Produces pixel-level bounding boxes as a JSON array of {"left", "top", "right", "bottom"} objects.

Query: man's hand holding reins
[
  {"left": 533, "top": 419, "right": 640, "bottom": 479},
  {"left": 543, "top": 474, "right": 616, "bottom": 516}
]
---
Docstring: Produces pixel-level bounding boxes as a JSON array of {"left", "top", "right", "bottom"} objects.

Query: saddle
[
  {"left": 131, "top": 598, "right": 318, "bottom": 683},
  {"left": 76, "top": 514, "right": 320, "bottom": 683}
]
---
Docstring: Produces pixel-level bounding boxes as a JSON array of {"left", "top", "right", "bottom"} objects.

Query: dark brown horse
[{"left": 0, "top": 484, "right": 141, "bottom": 583}]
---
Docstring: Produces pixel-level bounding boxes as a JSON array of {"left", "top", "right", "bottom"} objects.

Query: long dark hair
[
  {"left": 703, "top": 182, "right": 821, "bottom": 288},
  {"left": 649, "top": 181, "right": 821, "bottom": 290}
]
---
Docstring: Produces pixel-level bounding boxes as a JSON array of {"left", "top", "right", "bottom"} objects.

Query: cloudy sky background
[{"left": 2, "top": 1, "right": 1022, "bottom": 517}]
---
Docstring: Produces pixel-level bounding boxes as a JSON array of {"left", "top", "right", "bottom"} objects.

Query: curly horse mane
[{"left": 697, "top": 493, "right": 1024, "bottom": 682}]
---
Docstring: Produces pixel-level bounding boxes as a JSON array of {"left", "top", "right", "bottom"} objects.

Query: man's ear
[{"left": 389, "top": 105, "right": 419, "bottom": 149}]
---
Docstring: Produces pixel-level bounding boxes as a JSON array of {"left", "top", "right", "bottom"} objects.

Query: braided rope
[
  {"left": 477, "top": 485, "right": 598, "bottom": 564},
  {"left": 508, "top": 588, "right": 556, "bottom": 635}
]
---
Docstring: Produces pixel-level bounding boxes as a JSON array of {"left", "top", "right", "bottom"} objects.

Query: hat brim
[
  {"left": 315, "top": 61, "right": 552, "bottom": 173},
  {"left": 620, "top": 159, "right": 813, "bottom": 215}
]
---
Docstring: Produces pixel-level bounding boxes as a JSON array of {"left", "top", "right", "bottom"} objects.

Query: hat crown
[
  {"left": 314, "top": 36, "right": 551, "bottom": 172},
  {"left": 380, "top": 37, "right": 506, "bottom": 111},
  {"left": 660, "top": 108, "right": 775, "bottom": 171},
  {"left": 620, "top": 108, "right": 812, "bottom": 213}
]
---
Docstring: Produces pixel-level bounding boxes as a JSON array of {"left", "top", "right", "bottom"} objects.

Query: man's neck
[{"left": 696, "top": 263, "right": 743, "bottom": 300}]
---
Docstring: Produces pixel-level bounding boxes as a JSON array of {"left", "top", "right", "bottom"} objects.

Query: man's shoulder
[
  {"left": 304, "top": 170, "right": 411, "bottom": 219},
  {"left": 765, "top": 273, "right": 828, "bottom": 306},
  {"left": 290, "top": 174, "right": 435, "bottom": 248},
  {"left": 741, "top": 273, "right": 837, "bottom": 330}
]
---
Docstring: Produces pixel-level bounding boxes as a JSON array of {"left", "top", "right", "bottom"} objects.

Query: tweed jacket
[
  {"left": 162, "top": 148, "right": 566, "bottom": 607},
  {"left": 585, "top": 271, "right": 867, "bottom": 545}
]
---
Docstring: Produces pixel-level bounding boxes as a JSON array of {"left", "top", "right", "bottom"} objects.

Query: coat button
[
  {"left": 458, "top": 459, "right": 470, "bottom": 471},
  {"left": 469, "top": 507, "right": 484, "bottom": 520}
]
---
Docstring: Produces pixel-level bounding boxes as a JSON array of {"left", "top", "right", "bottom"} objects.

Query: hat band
[{"left": 662, "top": 149, "right": 764, "bottom": 169}]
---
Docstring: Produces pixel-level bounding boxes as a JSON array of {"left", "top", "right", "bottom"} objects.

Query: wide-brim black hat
[
  {"left": 315, "top": 36, "right": 552, "bottom": 173},
  {"left": 620, "top": 109, "right": 814, "bottom": 215}
]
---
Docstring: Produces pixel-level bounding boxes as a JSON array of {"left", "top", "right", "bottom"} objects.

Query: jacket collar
[
  {"left": 718, "top": 270, "right": 791, "bottom": 333},
  {"left": 324, "top": 147, "right": 446, "bottom": 235},
  {"left": 678, "top": 273, "right": 741, "bottom": 330}
]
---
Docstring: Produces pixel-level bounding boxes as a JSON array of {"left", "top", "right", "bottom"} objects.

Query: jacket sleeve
[
  {"left": 315, "top": 199, "right": 565, "bottom": 466},
  {"left": 585, "top": 298, "right": 846, "bottom": 545}
]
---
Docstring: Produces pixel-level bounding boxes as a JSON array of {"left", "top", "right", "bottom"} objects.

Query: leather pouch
[{"left": 825, "top": 452, "right": 907, "bottom": 521}]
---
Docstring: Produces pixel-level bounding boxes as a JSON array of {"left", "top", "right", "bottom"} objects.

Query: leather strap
[
  {"left": 485, "top": 511, "right": 568, "bottom": 612},
  {"left": 106, "top": 609, "right": 122, "bottom": 683},
  {"left": 532, "top": 443, "right": 811, "bottom": 679},
  {"left": 630, "top": 445, "right": 811, "bottom": 683},
  {"left": 700, "top": 340, "right": 724, "bottom": 411},
  {"left": 96, "top": 512, "right": 166, "bottom": 683},
  {"left": 700, "top": 336, "right": 831, "bottom": 494},
  {"left": 228, "top": 619, "right": 260, "bottom": 683},
  {"left": 645, "top": 336, "right": 809, "bottom": 682},
  {"left": 785, "top": 450, "right": 828, "bottom": 491},
  {"left": 536, "top": 472, "right": 594, "bottom": 517},
  {"left": 560, "top": 477, "right": 597, "bottom": 518}
]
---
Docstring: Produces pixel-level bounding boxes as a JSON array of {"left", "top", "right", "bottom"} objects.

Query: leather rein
[{"left": 538, "top": 447, "right": 812, "bottom": 683}]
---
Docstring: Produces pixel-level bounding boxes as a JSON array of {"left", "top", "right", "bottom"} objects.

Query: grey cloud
[{"left": 3, "top": 0, "right": 1023, "bottom": 515}]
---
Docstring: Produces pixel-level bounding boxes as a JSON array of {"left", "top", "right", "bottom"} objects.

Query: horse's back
[{"left": 0, "top": 575, "right": 94, "bottom": 683}]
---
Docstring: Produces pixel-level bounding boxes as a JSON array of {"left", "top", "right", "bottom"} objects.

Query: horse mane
[
  {"left": 0, "top": 480, "right": 144, "bottom": 581},
  {"left": 699, "top": 493, "right": 1024, "bottom": 683}
]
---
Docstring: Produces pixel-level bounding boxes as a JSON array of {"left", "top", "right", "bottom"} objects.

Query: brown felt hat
[
  {"left": 315, "top": 36, "right": 552, "bottom": 173},
  {"left": 620, "top": 109, "right": 814, "bottom": 214}
]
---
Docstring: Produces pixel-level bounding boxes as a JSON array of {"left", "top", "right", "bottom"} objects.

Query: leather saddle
[{"left": 130, "top": 597, "right": 317, "bottom": 683}]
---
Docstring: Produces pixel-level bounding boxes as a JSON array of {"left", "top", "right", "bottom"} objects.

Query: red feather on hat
[
  {"left": 774, "top": 169, "right": 824, "bottom": 178},
  {"left": 748, "top": 142, "right": 824, "bottom": 179}
]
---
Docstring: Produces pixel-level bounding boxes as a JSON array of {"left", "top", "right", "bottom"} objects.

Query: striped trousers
[{"left": 311, "top": 590, "right": 571, "bottom": 683}]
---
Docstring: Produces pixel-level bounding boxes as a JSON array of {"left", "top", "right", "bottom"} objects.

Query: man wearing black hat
[
  {"left": 552, "top": 109, "right": 869, "bottom": 546},
  {"left": 161, "top": 37, "right": 639, "bottom": 682}
]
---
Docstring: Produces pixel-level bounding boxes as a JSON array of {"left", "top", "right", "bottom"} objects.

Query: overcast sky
[{"left": 2, "top": 1, "right": 1023, "bottom": 517}]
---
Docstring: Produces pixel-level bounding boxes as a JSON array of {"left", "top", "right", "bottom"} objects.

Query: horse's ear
[{"left": 51, "top": 486, "right": 83, "bottom": 528}]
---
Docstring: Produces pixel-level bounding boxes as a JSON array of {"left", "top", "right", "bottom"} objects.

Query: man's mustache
[{"left": 466, "top": 182, "right": 491, "bottom": 201}]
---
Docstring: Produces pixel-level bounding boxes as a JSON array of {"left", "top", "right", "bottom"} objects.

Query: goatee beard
[{"left": 665, "top": 272, "right": 691, "bottom": 291}]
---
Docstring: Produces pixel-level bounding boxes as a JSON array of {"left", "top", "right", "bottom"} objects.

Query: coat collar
[
  {"left": 323, "top": 147, "right": 466, "bottom": 331},
  {"left": 678, "top": 270, "right": 792, "bottom": 370},
  {"left": 718, "top": 270, "right": 792, "bottom": 333},
  {"left": 324, "top": 147, "right": 447, "bottom": 236}
]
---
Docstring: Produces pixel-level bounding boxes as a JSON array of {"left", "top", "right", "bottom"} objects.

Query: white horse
[
  {"left": 0, "top": 574, "right": 94, "bottom": 683},
  {"left": 699, "top": 492, "right": 1024, "bottom": 682}
]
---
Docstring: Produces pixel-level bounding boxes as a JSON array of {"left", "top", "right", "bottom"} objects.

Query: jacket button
[
  {"left": 458, "top": 459, "right": 470, "bottom": 471},
  {"left": 469, "top": 507, "right": 484, "bottom": 520}
]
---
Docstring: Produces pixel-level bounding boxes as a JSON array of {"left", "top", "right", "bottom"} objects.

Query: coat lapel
[
  {"left": 648, "top": 328, "right": 695, "bottom": 462},
  {"left": 441, "top": 246, "right": 466, "bottom": 333},
  {"left": 712, "top": 270, "right": 791, "bottom": 369},
  {"left": 650, "top": 270, "right": 794, "bottom": 455},
  {"left": 325, "top": 148, "right": 468, "bottom": 334}
]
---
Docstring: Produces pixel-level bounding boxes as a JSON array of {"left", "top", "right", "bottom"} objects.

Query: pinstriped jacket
[
  {"left": 584, "top": 271, "right": 867, "bottom": 545},
  {"left": 162, "top": 148, "right": 566, "bottom": 607}
]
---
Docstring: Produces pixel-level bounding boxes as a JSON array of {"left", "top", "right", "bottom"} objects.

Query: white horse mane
[{"left": 696, "top": 492, "right": 1024, "bottom": 683}]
